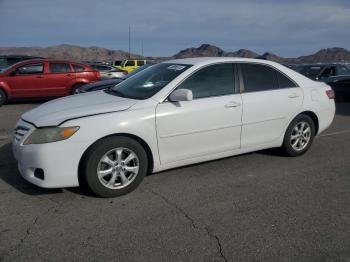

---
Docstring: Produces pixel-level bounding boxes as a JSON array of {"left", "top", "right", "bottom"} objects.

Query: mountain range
[
  {"left": 0, "top": 44, "right": 349, "bottom": 64},
  {"left": 173, "top": 44, "right": 350, "bottom": 64}
]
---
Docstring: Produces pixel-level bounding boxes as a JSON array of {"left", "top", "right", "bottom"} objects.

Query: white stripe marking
[{"left": 320, "top": 130, "right": 350, "bottom": 137}]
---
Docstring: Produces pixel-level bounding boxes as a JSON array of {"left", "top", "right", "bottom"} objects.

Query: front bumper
[{"left": 12, "top": 120, "right": 87, "bottom": 188}]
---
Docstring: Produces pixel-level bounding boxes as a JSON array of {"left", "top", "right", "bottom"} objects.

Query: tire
[
  {"left": 71, "top": 84, "right": 84, "bottom": 95},
  {"left": 0, "top": 89, "right": 6, "bottom": 106},
  {"left": 281, "top": 114, "right": 316, "bottom": 157},
  {"left": 82, "top": 136, "right": 148, "bottom": 198}
]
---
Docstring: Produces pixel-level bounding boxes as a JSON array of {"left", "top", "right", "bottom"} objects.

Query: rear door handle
[
  {"left": 288, "top": 93, "right": 300, "bottom": 98},
  {"left": 36, "top": 75, "right": 44, "bottom": 79},
  {"left": 225, "top": 101, "right": 241, "bottom": 108}
]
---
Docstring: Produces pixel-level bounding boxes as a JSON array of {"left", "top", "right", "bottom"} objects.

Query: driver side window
[
  {"left": 176, "top": 63, "right": 235, "bottom": 99},
  {"left": 16, "top": 63, "right": 44, "bottom": 75},
  {"left": 321, "top": 67, "right": 336, "bottom": 77}
]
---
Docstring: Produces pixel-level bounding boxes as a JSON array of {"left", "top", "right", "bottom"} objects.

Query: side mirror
[
  {"left": 168, "top": 89, "right": 193, "bottom": 102},
  {"left": 10, "top": 70, "right": 17, "bottom": 76}
]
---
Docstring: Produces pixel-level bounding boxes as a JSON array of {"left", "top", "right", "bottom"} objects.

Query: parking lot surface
[{"left": 0, "top": 102, "right": 350, "bottom": 262}]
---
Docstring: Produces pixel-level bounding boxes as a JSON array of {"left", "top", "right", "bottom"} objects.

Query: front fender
[
  {"left": 61, "top": 107, "right": 161, "bottom": 172},
  {"left": 0, "top": 81, "right": 11, "bottom": 98}
]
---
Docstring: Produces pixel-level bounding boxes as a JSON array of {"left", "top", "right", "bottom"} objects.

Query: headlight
[{"left": 23, "top": 126, "right": 79, "bottom": 145}]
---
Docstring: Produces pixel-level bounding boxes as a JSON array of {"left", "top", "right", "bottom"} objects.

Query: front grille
[{"left": 14, "top": 125, "right": 30, "bottom": 142}]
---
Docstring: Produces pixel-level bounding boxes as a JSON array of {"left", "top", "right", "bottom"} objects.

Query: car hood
[{"left": 22, "top": 91, "right": 137, "bottom": 127}]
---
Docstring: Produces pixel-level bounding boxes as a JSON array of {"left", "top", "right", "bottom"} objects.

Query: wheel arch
[
  {"left": 0, "top": 86, "right": 7, "bottom": 96},
  {"left": 0, "top": 86, "right": 8, "bottom": 102},
  {"left": 299, "top": 111, "right": 319, "bottom": 135},
  {"left": 78, "top": 133, "right": 154, "bottom": 186},
  {"left": 71, "top": 82, "right": 87, "bottom": 89}
]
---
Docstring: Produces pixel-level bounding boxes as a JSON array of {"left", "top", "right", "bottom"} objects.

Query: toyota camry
[{"left": 13, "top": 58, "right": 335, "bottom": 197}]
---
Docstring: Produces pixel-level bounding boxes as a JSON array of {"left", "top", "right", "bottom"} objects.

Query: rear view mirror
[{"left": 169, "top": 89, "right": 193, "bottom": 102}]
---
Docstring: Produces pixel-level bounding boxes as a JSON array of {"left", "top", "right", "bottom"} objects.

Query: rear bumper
[{"left": 317, "top": 101, "right": 336, "bottom": 135}]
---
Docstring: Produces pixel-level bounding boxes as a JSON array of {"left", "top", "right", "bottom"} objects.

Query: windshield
[
  {"left": 0, "top": 58, "right": 7, "bottom": 69},
  {"left": 299, "top": 65, "right": 324, "bottom": 79},
  {"left": 124, "top": 64, "right": 154, "bottom": 79},
  {"left": 108, "top": 63, "right": 191, "bottom": 100}
]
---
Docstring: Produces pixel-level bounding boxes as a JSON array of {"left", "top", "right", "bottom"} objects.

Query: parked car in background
[
  {"left": 75, "top": 79, "right": 122, "bottom": 94},
  {"left": 285, "top": 64, "right": 303, "bottom": 72},
  {"left": 76, "top": 64, "right": 155, "bottom": 93},
  {"left": 0, "top": 55, "right": 44, "bottom": 70},
  {"left": 118, "top": 59, "right": 152, "bottom": 73},
  {"left": 0, "top": 59, "right": 100, "bottom": 105},
  {"left": 297, "top": 63, "right": 350, "bottom": 101},
  {"left": 13, "top": 58, "right": 335, "bottom": 197},
  {"left": 112, "top": 60, "right": 123, "bottom": 68},
  {"left": 88, "top": 64, "right": 127, "bottom": 80}
]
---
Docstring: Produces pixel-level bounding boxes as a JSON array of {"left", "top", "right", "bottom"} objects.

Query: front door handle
[
  {"left": 225, "top": 101, "right": 241, "bottom": 108},
  {"left": 288, "top": 93, "right": 300, "bottom": 98},
  {"left": 36, "top": 75, "right": 44, "bottom": 79}
]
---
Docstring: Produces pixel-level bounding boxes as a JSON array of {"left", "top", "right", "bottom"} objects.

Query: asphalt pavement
[{"left": 0, "top": 102, "right": 349, "bottom": 262}]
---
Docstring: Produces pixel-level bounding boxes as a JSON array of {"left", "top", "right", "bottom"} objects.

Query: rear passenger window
[
  {"left": 240, "top": 63, "right": 277, "bottom": 92},
  {"left": 137, "top": 60, "right": 145, "bottom": 66},
  {"left": 176, "top": 63, "right": 235, "bottom": 99},
  {"left": 50, "top": 63, "right": 71, "bottom": 73},
  {"left": 276, "top": 71, "right": 298, "bottom": 88},
  {"left": 73, "top": 65, "right": 85, "bottom": 72},
  {"left": 125, "top": 60, "right": 135, "bottom": 66}
]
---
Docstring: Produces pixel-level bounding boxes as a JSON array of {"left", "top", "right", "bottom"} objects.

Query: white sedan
[{"left": 12, "top": 58, "right": 335, "bottom": 197}]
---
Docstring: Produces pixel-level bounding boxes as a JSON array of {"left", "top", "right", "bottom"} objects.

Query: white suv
[{"left": 13, "top": 58, "right": 335, "bottom": 197}]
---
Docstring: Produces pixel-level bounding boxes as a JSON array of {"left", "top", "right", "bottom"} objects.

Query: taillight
[
  {"left": 326, "top": 90, "right": 335, "bottom": 99},
  {"left": 95, "top": 71, "right": 101, "bottom": 79}
]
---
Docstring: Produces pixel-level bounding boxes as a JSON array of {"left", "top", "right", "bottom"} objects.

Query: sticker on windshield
[{"left": 168, "top": 65, "right": 186, "bottom": 71}]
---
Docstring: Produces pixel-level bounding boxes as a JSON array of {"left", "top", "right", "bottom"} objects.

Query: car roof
[
  {"left": 10, "top": 59, "right": 92, "bottom": 68},
  {"left": 0, "top": 55, "right": 44, "bottom": 58},
  {"left": 124, "top": 59, "right": 149, "bottom": 61},
  {"left": 17, "top": 59, "right": 83, "bottom": 63},
  {"left": 300, "top": 63, "right": 350, "bottom": 67},
  {"left": 164, "top": 57, "right": 287, "bottom": 67}
]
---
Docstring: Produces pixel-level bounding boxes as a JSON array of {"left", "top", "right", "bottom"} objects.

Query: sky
[{"left": 0, "top": 0, "right": 350, "bottom": 57}]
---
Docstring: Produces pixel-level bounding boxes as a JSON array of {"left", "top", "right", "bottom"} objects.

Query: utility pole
[
  {"left": 128, "top": 25, "right": 131, "bottom": 59},
  {"left": 141, "top": 41, "right": 144, "bottom": 58}
]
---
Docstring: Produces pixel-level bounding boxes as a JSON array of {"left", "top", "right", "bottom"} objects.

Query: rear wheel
[
  {"left": 82, "top": 136, "right": 148, "bottom": 198},
  {"left": 0, "top": 89, "right": 6, "bottom": 106},
  {"left": 71, "top": 84, "right": 84, "bottom": 95},
  {"left": 282, "top": 114, "right": 315, "bottom": 156}
]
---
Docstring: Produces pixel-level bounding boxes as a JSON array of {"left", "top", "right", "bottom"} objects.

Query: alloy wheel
[
  {"left": 97, "top": 147, "right": 140, "bottom": 189},
  {"left": 290, "top": 121, "right": 311, "bottom": 152}
]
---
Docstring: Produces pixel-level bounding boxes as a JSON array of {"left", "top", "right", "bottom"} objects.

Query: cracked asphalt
[{"left": 0, "top": 101, "right": 350, "bottom": 262}]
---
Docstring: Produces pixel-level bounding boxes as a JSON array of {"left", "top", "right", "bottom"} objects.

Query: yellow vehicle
[{"left": 118, "top": 59, "right": 150, "bottom": 73}]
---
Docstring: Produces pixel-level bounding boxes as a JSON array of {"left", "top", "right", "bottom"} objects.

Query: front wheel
[
  {"left": 281, "top": 114, "right": 316, "bottom": 157},
  {"left": 82, "top": 136, "right": 148, "bottom": 198}
]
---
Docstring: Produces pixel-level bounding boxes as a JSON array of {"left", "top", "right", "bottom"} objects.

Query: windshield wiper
[{"left": 105, "top": 88, "right": 125, "bottom": 98}]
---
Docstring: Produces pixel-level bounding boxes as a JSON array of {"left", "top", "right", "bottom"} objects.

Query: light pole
[{"left": 128, "top": 25, "right": 131, "bottom": 59}]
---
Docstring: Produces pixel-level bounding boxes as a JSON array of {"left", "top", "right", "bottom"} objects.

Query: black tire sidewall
[
  {"left": 0, "top": 89, "right": 6, "bottom": 106},
  {"left": 83, "top": 137, "right": 148, "bottom": 198},
  {"left": 282, "top": 114, "right": 315, "bottom": 157},
  {"left": 71, "top": 84, "right": 84, "bottom": 95}
]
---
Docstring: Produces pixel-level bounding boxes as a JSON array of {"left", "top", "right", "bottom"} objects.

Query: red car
[{"left": 0, "top": 59, "right": 100, "bottom": 105}]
